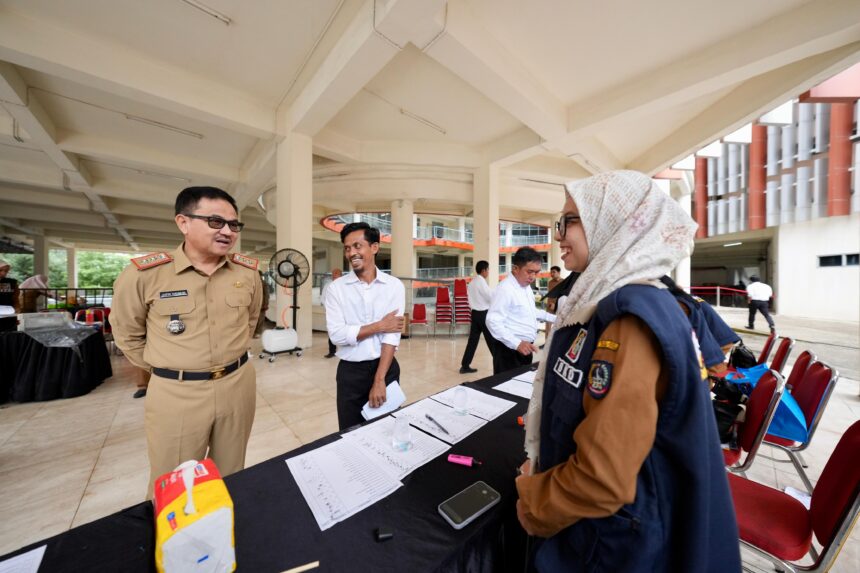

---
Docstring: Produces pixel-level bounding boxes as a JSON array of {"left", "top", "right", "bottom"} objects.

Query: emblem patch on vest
[
  {"left": 553, "top": 358, "right": 583, "bottom": 388},
  {"left": 230, "top": 253, "right": 258, "bottom": 270},
  {"left": 691, "top": 331, "right": 708, "bottom": 381},
  {"left": 596, "top": 339, "right": 620, "bottom": 351},
  {"left": 131, "top": 252, "right": 172, "bottom": 270},
  {"left": 565, "top": 328, "right": 588, "bottom": 362},
  {"left": 587, "top": 360, "right": 613, "bottom": 399}
]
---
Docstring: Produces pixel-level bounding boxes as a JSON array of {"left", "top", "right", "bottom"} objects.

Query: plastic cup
[
  {"left": 452, "top": 387, "right": 469, "bottom": 416},
  {"left": 392, "top": 417, "right": 413, "bottom": 452}
]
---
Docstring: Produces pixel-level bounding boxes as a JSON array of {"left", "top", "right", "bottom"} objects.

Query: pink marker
[{"left": 448, "top": 454, "right": 483, "bottom": 467}]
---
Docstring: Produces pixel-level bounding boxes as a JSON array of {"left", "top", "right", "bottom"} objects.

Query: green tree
[
  {"left": 77, "top": 251, "right": 134, "bottom": 287},
  {"left": 49, "top": 249, "right": 68, "bottom": 288},
  {"left": 0, "top": 253, "right": 33, "bottom": 282}
]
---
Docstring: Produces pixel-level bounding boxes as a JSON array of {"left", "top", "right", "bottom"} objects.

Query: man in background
[
  {"left": 487, "top": 247, "right": 556, "bottom": 374},
  {"left": 459, "top": 260, "right": 495, "bottom": 374},
  {"left": 0, "top": 259, "right": 18, "bottom": 332},
  {"left": 544, "top": 265, "right": 562, "bottom": 314},
  {"left": 746, "top": 275, "right": 775, "bottom": 333}
]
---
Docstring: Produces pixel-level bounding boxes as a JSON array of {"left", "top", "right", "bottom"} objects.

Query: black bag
[
  {"left": 713, "top": 401, "right": 742, "bottom": 444},
  {"left": 729, "top": 343, "right": 757, "bottom": 369}
]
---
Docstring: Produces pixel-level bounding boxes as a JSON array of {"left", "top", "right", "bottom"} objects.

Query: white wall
[{"left": 775, "top": 213, "right": 860, "bottom": 321}]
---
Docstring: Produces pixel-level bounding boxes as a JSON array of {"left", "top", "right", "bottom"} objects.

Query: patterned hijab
[{"left": 524, "top": 170, "right": 698, "bottom": 465}]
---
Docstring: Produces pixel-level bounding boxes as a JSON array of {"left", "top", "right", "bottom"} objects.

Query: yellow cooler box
[{"left": 153, "top": 459, "right": 236, "bottom": 573}]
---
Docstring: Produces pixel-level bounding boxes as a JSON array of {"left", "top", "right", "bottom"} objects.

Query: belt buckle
[{"left": 210, "top": 368, "right": 226, "bottom": 380}]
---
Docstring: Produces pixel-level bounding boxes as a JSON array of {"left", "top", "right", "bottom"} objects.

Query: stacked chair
[
  {"left": 410, "top": 303, "right": 430, "bottom": 337},
  {"left": 433, "top": 286, "right": 453, "bottom": 336},
  {"left": 453, "top": 279, "right": 471, "bottom": 334}
]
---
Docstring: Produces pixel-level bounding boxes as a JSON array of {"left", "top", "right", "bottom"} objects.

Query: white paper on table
[
  {"left": 512, "top": 370, "right": 536, "bottom": 384},
  {"left": 390, "top": 398, "right": 486, "bottom": 444},
  {"left": 286, "top": 439, "right": 402, "bottom": 531},
  {"left": 430, "top": 386, "right": 517, "bottom": 421},
  {"left": 343, "top": 416, "right": 450, "bottom": 479},
  {"left": 0, "top": 306, "right": 15, "bottom": 318},
  {"left": 493, "top": 379, "right": 534, "bottom": 399},
  {"left": 361, "top": 381, "right": 406, "bottom": 421},
  {"left": 0, "top": 545, "right": 46, "bottom": 573}
]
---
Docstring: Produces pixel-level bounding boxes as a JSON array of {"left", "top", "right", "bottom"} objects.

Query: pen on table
[{"left": 425, "top": 414, "right": 450, "bottom": 435}]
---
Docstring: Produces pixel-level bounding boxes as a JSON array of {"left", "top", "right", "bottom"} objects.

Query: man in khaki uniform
[{"left": 112, "top": 186, "right": 262, "bottom": 495}]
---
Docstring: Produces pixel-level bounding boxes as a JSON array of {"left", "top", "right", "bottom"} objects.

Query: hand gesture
[
  {"left": 517, "top": 340, "right": 538, "bottom": 356},
  {"left": 368, "top": 379, "right": 387, "bottom": 408},
  {"left": 377, "top": 311, "right": 405, "bottom": 334}
]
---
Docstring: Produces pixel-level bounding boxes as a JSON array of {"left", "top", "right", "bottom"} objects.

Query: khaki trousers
[{"left": 145, "top": 361, "right": 256, "bottom": 497}]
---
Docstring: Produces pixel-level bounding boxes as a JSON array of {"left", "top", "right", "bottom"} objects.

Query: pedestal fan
[{"left": 259, "top": 248, "right": 310, "bottom": 362}]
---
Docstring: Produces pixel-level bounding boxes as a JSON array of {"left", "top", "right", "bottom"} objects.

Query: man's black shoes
[
  {"left": 324, "top": 353, "right": 335, "bottom": 359},
  {"left": 133, "top": 389, "right": 147, "bottom": 399},
  {"left": 459, "top": 366, "right": 477, "bottom": 374}
]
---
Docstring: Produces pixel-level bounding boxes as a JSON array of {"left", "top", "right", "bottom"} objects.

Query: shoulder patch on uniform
[
  {"left": 131, "top": 252, "right": 172, "bottom": 270},
  {"left": 565, "top": 328, "right": 588, "bottom": 362},
  {"left": 587, "top": 360, "right": 613, "bottom": 400},
  {"left": 596, "top": 339, "right": 620, "bottom": 351},
  {"left": 693, "top": 296, "right": 705, "bottom": 303},
  {"left": 230, "top": 253, "right": 258, "bottom": 270}
]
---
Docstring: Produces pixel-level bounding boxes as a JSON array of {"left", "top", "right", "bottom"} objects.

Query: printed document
[
  {"left": 391, "top": 398, "right": 486, "bottom": 444},
  {"left": 493, "top": 379, "right": 534, "bottom": 399},
  {"left": 431, "top": 386, "right": 516, "bottom": 421},
  {"left": 343, "top": 417, "right": 449, "bottom": 479}
]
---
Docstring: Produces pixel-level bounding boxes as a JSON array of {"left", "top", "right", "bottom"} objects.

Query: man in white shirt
[
  {"left": 320, "top": 267, "right": 343, "bottom": 358},
  {"left": 459, "top": 260, "right": 497, "bottom": 374},
  {"left": 745, "top": 275, "right": 775, "bottom": 333},
  {"left": 487, "top": 247, "right": 556, "bottom": 374},
  {"left": 325, "top": 222, "right": 405, "bottom": 430}
]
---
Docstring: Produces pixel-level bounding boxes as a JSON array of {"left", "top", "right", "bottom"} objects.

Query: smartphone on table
[{"left": 438, "top": 481, "right": 501, "bottom": 530}]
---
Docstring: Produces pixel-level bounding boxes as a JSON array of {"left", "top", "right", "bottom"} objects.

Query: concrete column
[
  {"left": 780, "top": 124, "right": 796, "bottom": 224},
  {"left": 728, "top": 196, "right": 739, "bottom": 233},
  {"left": 412, "top": 214, "right": 418, "bottom": 239},
  {"left": 766, "top": 126, "right": 780, "bottom": 176},
  {"left": 457, "top": 217, "right": 466, "bottom": 242},
  {"left": 766, "top": 180, "right": 780, "bottom": 226},
  {"left": 33, "top": 236, "right": 48, "bottom": 277},
  {"left": 504, "top": 221, "right": 513, "bottom": 248},
  {"left": 739, "top": 193, "right": 747, "bottom": 232},
  {"left": 390, "top": 199, "right": 414, "bottom": 278},
  {"left": 813, "top": 157, "right": 828, "bottom": 218},
  {"left": 717, "top": 145, "right": 728, "bottom": 197},
  {"left": 457, "top": 253, "right": 465, "bottom": 275},
  {"left": 828, "top": 102, "right": 853, "bottom": 216},
  {"left": 694, "top": 157, "right": 708, "bottom": 238},
  {"left": 707, "top": 157, "right": 717, "bottom": 197},
  {"left": 275, "top": 131, "right": 313, "bottom": 346},
  {"left": 796, "top": 104, "right": 815, "bottom": 222},
  {"left": 716, "top": 198, "right": 728, "bottom": 235},
  {"left": 66, "top": 247, "right": 77, "bottom": 288},
  {"left": 674, "top": 194, "right": 692, "bottom": 288},
  {"left": 504, "top": 253, "right": 512, "bottom": 275},
  {"left": 814, "top": 103, "right": 829, "bottom": 152},
  {"left": 707, "top": 201, "right": 716, "bottom": 237},
  {"left": 473, "top": 164, "right": 500, "bottom": 287},
  {"left": 727, "top": 144, "right": 739, "bottom": 194},
  {"left": 749, "top": 125, "right": 767, "bottom": 230}
]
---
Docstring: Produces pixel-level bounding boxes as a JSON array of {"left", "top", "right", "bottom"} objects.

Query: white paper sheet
[
  {"left": 0, "top": 546, "right": 46, "bottom": 573},
  {"left": 512, "top": 370, "right": 536, "bottom": 384},
  {"left": 343, "top": 416, "right": 450, "bottom": 479},
  {"left": 430, "top": 386, "right": 517, "bottom": 421},
  {"left": 391, "top": 398, "right": 486, "bottom": 444},
  {"left": 493, "top": 379, "right": 534, "bottom": 399},
  {"left": 361, "top": 381, "right": 406, "bottom": 421},
  {"left": 286, "top": 439, "right": 402, "bottom": 531}
]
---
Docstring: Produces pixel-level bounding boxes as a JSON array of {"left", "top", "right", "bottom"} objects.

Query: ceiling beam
[
  {"left": 0, "top": 202, "right": 106, "bottom": 227},
  {"left": 0, "top": 8, "right": 275, "bottom": 138},
  {"left": 629, "top": 42, "right": 860, "bottom": 174},
  {"left": 0, "top": 184, "right": 91, "bottom": 210}
]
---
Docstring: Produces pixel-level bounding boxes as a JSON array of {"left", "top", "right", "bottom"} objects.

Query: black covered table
[
  {"left": 0, "top": 366, "right": 534, "bottom": 572},
  {"left": 0, "top": 328, "right": 112, "bottom": 404}
]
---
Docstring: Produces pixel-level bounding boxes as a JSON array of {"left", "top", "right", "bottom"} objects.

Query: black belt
[{"left": 153, "top": 353, "right": 249, "bottom": 381}]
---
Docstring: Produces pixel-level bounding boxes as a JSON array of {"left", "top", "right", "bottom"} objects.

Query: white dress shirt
[
  {"left": 487, "top": 274, "right": 555, "bottom": 350},
  {"left": 467, "top": 274, "right": 492, "bottom": 311},
  {"left": 324, "top": 268, "right": 405, "bottom": 362},
  {"left": 746, "top": 281, "right": 773, "bottom": 301}
]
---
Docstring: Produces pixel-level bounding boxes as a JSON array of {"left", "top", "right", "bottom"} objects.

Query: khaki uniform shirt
[
  {"left": 516, "top": 315, "right": 668, "bottom": 537},
  {"left": 112, "top": 244, "right": 262, "bottom": 372}
]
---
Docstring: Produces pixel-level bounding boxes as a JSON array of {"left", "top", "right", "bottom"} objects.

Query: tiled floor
[{"left": 0, "top": 320, "right": 858, "bottom": 571}]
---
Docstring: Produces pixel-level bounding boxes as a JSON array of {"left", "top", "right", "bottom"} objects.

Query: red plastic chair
[
  {"left": 769, "top": 336, "right": 794, "bottom": 375},
  {"left": 728, "top": 420, "right": 860, "bottom": 572},
  {"left": 410, "top": 303, "right": 430, "bottom": 337},
  {"left": 758, "top": 331, "right": 777, "bottom": 364},
  {"left": 453, "top": 279, "right": 468, "bottom": 298},
  {"left": 764, "top": 361, "right": 839, "bottom": 493},
  {"left": 783, "top": 350, "right": 816, "bottom": 393},
  {"left": 724, "top": 370, "right": 785, "bottom": 475},
  {"left": 434, "top": 287, "right": 453, "bottom": 337},
  {"left": 452, "top": 279, "right": 471, "bottom": 330}
]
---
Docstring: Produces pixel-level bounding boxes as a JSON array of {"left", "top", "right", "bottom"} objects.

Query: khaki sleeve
[
  {"left": 516, "top": 314, "right": 666, "bottom": 537},
  {"left": 247, "top": 271, "right": 262, "bottom": 339},
  {"left": 111, "top": 265, "right": 150, "bottom": 370}
]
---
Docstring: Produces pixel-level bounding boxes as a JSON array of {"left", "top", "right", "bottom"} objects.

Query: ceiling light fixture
[
  {"left": 84, "top": 159, "right": 192, "bottom": 183},
  {"left": 723, "top": 242, "right": 743, "bottom": 247},
  {"left": 178, "top": 0, "right": 232, "bottom": 25},
  {"left": 124, "top": 114, "right": 204, "bottom": 139},
  {"left": 11, "top": 118, "right": 24, "bottom": 143},
  {"left": 362, "top": 89, "right": 447, "bottom": 135}
]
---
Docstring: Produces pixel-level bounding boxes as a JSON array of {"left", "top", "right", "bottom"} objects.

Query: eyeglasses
[
  {"left": 183, "top": 213, "right": 244, "bottom": 232},
  {"left": 554, "top": 214, "right": 581, "bottom": 239}
]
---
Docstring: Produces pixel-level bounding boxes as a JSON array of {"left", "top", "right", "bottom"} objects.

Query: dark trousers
[
  {"left": 493, "top": 343, "right": 533, "bottom": 375},
  {"left": 336, "top": 357, "right": 400, "bottom": 431},
  {"left": 748, "top": 300, "right": 775, "bottom": 329},
  {"left": 328, "top": 338, "right": 336, "bottom": 355},
  {"left": 460, "top": 310, "right": 496, "bottom": 368}
]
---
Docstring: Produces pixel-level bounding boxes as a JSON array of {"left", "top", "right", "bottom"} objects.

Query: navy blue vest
[
  {"left": 536, "top": 285, "right": 740, "bottom": 573},
  {"left": 698, "top": 299, "right": 741, "bottom": 348},
  {"left": 675, "top": 296, "right": 725, "bottom": 369}
]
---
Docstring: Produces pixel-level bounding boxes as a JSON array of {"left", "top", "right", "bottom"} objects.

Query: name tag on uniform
[
  {"left": 160, "top": 290, "right": 188, "bottom": 299},
  {"left": 553, "top": 358, "right": 583, "bottom": 388}
]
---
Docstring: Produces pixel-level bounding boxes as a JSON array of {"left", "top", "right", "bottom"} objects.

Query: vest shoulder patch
[
  {"left": 131, "top": 252, "right": 172, "bottom": 270},
  {"left": 230, "top": 253, "right": 259, "bottom": 270},
  {"left": 596, "top": 339, "right": 620, "bottom": 351},
  {"left": 587, "top": 360, "right": 613, "bottom": 399}
]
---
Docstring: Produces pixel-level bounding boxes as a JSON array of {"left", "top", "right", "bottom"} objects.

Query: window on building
[
  {"left": 818, "top": 255, "right": 843, "bottom": 267},
  {"left": 846, "top": 253, "right": 859, "bottom": 266}
]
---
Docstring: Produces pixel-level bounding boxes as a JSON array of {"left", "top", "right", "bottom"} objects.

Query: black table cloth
[
  {"left": 0, "top": 328, "right": 112, "bottom": 404},
  {"left": 0, "top": 366, "right": 535, "bottom": 572}
]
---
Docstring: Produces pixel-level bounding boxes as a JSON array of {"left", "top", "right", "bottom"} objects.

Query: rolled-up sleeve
[
  {"left": 111, "top": 266, "right": 150, "bottom": 370},
  {"left": 380, "top": 279, "right": 405, "bottom": 348},
  {"left": 325, "top": 283, "right": 360, "bottom": 346}
]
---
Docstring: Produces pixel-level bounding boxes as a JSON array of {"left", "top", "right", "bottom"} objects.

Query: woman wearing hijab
[
  {"left": 19, "top": 274, "right": 48, "bottom": 313},
  {"left": 515, "top": 171, "right": 740, "bottom": 572},
  {"left": 0, "top": 259, "right": 19, "bottom": 331}
]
